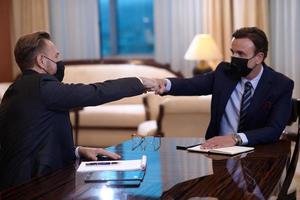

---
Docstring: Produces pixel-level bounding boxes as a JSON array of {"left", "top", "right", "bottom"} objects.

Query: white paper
[{"left": 77, "top": 155, "right": 147, "bottom": 172}]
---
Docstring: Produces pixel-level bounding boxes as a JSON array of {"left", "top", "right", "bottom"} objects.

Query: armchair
[{"left": 138, "top": 95, "right": 211, "bottom": 138}]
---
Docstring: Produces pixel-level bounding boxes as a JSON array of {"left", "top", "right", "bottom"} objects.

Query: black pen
[
  {"left": 176, "top": 143, "right": 203, "bottom": 150},
  {"left": 86, "top": 161, "right": 119, "bottom": 166},
  {"left": 186, "top": 143, "right": 203, "bottom": 148}
]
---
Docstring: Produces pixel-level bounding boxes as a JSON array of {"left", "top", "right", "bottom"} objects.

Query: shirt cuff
[
  {"left": 75, "top": 146, "right": 81, "bottom": 159},
  {"left": 165, "top": 79, "right": 171, "bottom": 92},
  {"left": 238, "top": 133, "right": 248, "bottom": 145},
  {"left": 136, "top": 77, "right": 143, "bottom": 84}
]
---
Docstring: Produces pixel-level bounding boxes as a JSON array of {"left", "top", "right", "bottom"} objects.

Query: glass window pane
[
  {"left": 99, "top": 0, "right": 154, "bottom": 57},
  {"left": 99, "top": 0, "right": 111, "bottom": 56},
  {"left": 117, "top": 0, "right": 154, "bottom": 55}
]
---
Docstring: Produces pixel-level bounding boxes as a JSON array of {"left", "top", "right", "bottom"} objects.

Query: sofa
[
  {"left": 63, "top": 64, "right": 178, "bottom": 147},
  {"left": 0, "top": 82, "right": 11, "bottom": 102}
]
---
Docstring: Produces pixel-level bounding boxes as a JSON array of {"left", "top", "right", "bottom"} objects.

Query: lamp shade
[{"left": 184, "top": 34, "right": 222, "bottom": 61}]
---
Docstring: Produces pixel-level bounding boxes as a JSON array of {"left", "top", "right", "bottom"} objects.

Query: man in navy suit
[
  {"left": 0, "top": 32, "right": 156, "bottom": 190},
  {"left": 153, "top": 27, "right": 294, "bottom": 148}
]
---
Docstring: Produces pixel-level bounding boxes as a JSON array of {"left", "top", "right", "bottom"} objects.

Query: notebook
[{"left": 187, "top": 145, "right": 254, "bottom": 155}]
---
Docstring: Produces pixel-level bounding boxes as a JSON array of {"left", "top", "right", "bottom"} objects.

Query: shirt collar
[
  {"left": 23, "top": 69, "right": 39, "bottom": 75},
  {"left": 241, "top": 65, "right": 264, "bottom": 90}
]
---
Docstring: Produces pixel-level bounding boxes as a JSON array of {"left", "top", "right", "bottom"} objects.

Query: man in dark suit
[
  {"left": 0, "top": 32, "right": 156, "bottom": 190},
  {"left": 152, "top": 27, "right": 294, "bottom": 148}
]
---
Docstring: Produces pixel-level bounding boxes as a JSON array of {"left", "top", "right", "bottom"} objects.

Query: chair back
[
  {"left": 156, "top": 96, "right": 211, "bottom": 138},
  {"left": 277, "top": 98, "right": 300, "bottom": 200}
]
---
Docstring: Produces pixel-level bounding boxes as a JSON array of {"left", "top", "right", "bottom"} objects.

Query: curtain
[
  {"left": 270, "top": 0, "right": 300, "bottom": 98},
  {"left": 49, "top": 0, "right": 100, "bottom": 60},
  {"left": 154, "top": 0, "right": 205, "bottom": 77},
  {"left": 204, "top": 0, "right": 269, "bottom": 62},
  {"left": 11, "top": 0, "right": 50, "bottom": 77},
  {"left": 203, "top": 0, "right": 233, "bottom": 62}
]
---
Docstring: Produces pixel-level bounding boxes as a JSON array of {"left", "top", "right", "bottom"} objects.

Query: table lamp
[{"left": 184, "top": 34, "right": 222, "bottom": 75}]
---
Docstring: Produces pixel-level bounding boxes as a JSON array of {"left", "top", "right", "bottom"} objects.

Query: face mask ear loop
[
  {"left": 248, "top": 53, "right": 262, "bottom": 70},
  {"left": 40, "top": 56, "right": 50, "bottom": 75},
  {"left": 248, "top": 54, "right": 257, "bottom": 62}
]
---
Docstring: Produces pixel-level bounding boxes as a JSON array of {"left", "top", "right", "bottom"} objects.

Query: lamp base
[{"left": 193, "top": 66, "right": 212, "bottom": 76}]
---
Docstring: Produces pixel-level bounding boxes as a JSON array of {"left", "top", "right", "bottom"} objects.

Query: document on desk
[
  {"left": 77, "top": 155, "right": 147, "bottom": 172},
  {"left": 187, "top": 145, "right": 254, "bottom": 155}
]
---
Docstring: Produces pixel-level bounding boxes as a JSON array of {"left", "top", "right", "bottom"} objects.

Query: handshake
[{"left": 140, "top": 77, "right": 167, "bottom": 94}]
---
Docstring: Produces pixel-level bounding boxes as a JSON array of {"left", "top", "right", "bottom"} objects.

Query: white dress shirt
[{"left": 219, "top": 66, "right": 263, "bottom": 144}]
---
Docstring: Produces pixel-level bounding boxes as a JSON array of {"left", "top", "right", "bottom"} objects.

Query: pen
[
  {"left": 186, "top": 143, "right": 203, "bottom": 148},
  {"left": 176, "top": 143, "right": 203, "bottom": 150},
  {"left": 86, "top": 161, "right": 119, "bottom": 166}
]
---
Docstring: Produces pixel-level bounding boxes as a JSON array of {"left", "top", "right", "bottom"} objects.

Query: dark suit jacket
[
  {"left": 0, "top": 69, "right": 144, "bottom": 190},
  {"left": 167, "top": 62, "right": 294, "bottom": 146}
]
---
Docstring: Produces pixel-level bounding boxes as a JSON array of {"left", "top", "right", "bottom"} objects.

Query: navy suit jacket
[
  {"left": 168, "top": 62, "right": 294, "bottom": 146},
  {"left": 0, "top": 69, "right": 145, "bottom": 190}
]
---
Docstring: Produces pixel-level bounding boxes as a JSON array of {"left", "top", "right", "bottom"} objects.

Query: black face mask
[
  {"left": 43, "top": 56, "right": 65, "bottom": 82},
  {"left": 54, "top": 61, "right": 65, "bottom": 82},
  {"left": 230, "top": 56, "right": 255, "bottom": 77}
]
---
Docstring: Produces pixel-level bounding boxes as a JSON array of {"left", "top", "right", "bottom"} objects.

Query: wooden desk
[{"left": 0, "top": 137, "right": 290, "bottom": 200}]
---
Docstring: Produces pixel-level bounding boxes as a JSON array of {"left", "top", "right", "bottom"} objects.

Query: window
[{"left": 99, "top": 0, "right": 154, "bottom": 57}]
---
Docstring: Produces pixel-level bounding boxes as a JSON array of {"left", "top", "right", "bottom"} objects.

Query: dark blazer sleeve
[
  {"left": 245, "top": 78, "right": 294, "bottom": 146},
  {"left": 40, "top": 76, "right": 145, "bottom": 111},
  {"left": 167, "top": 71, "right": 215, "bottom": 96}
]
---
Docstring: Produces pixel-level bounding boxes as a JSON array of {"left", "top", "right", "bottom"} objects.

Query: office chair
[{"left": 277, "top": 98, "right": 300, "bottom": 200}]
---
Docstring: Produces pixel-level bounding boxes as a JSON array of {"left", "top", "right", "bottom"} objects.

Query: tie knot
[{"left": 245, "top": 81, "right": 252, "bottom": 90}]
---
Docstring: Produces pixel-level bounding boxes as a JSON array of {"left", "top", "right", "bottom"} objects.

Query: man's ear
[
  {"left": 255, "top": 52, "right": 264, "bottom": 64},
  {"left": 36, "top": 54, "right": 45, "bottom": 68}
]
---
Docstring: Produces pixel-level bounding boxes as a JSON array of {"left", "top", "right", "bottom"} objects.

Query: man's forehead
[
  {"left": 43, "top": 39, "right": 59, "bottom": 55},
  {"left": 231, "top": 38, "right": 255, "bottom": 50},
  {"left": 43, "top": 40, "right": 56, "bottom": 50}
]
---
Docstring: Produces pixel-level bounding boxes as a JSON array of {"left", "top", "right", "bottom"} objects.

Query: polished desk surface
[{"left": 1, "top": 137, "right": 290, "bottom": 200}]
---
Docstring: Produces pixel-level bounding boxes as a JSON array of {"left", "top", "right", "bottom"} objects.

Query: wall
[{"left": 0, "top": 0, "right": 13, "bottom": 82}]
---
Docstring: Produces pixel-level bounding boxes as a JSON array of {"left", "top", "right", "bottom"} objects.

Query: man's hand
[
  {"left": 153, "top": 78, "right": 167, "bottom": 94},
  {"left": 140, "top": 77, "right": 166, "bottom": 94},
  {"left": 201, "top": 135, "right": 236, "bottom": 149},
  {"left": 78, "top": 147, "right": 121, "bottom": 161}
]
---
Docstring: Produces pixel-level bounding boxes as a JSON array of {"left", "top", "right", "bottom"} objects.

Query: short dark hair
[
  {"left": 232, "top": 27, "right": 268, "bottom": 60},
  {"left": 14, "top": 31, "right": 51, "bottom": 71}
]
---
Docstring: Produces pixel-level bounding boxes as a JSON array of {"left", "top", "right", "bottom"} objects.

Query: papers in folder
[
  {"left": 187, "top": 145, "right": 254, "bottom": 155},
  {"left": 77, "top": 155, "right": 147, "bottom": 172}
]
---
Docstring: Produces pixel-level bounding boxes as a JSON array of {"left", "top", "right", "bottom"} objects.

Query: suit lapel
[{"left": 246, "top": 67, "right": 273, "bottom": 122}]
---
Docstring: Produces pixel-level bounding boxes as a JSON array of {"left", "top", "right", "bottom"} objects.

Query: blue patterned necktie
[{"left": 238, "top": 81, "right": 253, "bottom": 132}]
